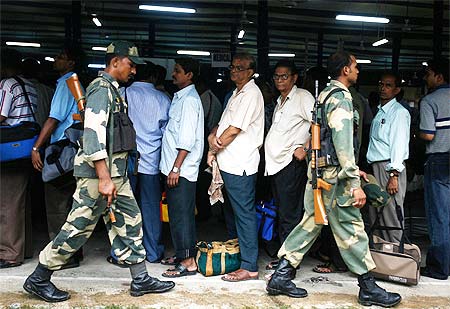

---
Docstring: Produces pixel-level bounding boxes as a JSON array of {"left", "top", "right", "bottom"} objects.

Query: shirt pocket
[
  {"left": 167, "top": 108, "right": 181, "bottom": 134},
  {"left": 372, "top": 117, "right": 387, "bottom": 141}
]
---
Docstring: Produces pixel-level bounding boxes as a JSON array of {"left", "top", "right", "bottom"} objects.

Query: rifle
[
  {"left": 66, "top": 73, "right": 86, "bottom": 122},
  {"left": 66, "top": 74, "right": 117, "bottom": 223},
  {"left": 311, "top": 80, "right": 332, "bottom": 225}
]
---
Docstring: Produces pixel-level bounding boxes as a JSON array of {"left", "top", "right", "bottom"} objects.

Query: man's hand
[
  {"left": 293, "top": 147, "right": 307, "bottom": 161},
  {"left": 31, "top": 150, "right": 43, "bottom": 171},
  {"left": 207, "top": 151, "right": 216, "bottom": 167},
  {"left": 167, "top": 171, "right": 180, "bottom": 188},
  {"left": 387, "top": 176, "right": 399, "bottom": 195},
  {"left": 359, "top": 170, "right": 369, "bottom": 182},
  {"left": 352, "top": 187, "right": 366, "bottom": 209},
  {"left": 209, "top": 136, "right": 223, "bottom": 154},
  {"left": 98, "top": 177, "right": 117, "bottom": 207}
]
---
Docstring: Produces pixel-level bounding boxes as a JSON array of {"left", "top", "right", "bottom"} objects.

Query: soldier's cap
[{"left": 106, "top": 41, "right": 145, "bottom": 65}]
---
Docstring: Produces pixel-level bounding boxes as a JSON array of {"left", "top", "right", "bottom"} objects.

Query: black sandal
[
  {"left": 106, "top": 255, "right": 128, "bottom": 268},
  {"left": 160, "top": 255, "right": 180, "bottom": 266},
  {"left": 265, "top": 260, "right": 279, "bottom": 270},
  {"left": 162, "top": 263, "right": 197, "bottom": 278}
]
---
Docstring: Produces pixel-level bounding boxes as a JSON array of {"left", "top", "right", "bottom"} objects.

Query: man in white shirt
[
  {"left": 264, "top": 60, "right": 314, "bottom": 253},
  {"left": 208, "top": 53, "right": 264, "bottom": 282}
]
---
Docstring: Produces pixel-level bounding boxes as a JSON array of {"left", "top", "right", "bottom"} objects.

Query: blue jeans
[
  {"left": 424, "top": 153, "right": 450, "bottom": 279},
  {"left": 123, "top": 173, "right": 164, "bottom": 262},
  {"left": 165, "top": 177, "right": 197, "bottom": 259},
  {"left": 221, "top": 171, "right": 258, "bottom": 272}
]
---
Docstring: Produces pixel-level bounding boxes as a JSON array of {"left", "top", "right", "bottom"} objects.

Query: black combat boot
[
  {"left": 129, "top": 262, "right": 175, "bottom": 296},
  {"left": 358, "top": 273, "right": 401, "bottom": 307},
  {"left": 266, "top": 258, "right": 307, "bottom": 298},
  {"left": 23, "top": 263, "right": 70, "bottom": 302}
]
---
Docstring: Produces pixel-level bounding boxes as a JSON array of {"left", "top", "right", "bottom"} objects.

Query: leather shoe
[
  {"left": 0, "top": 259, "right": 22, "bottom": 268},
  {"left": 266, "top": 258, "right": 307, "bottom": 298},
  {"left": 358, "top": 273, "right": 401, "bottom": 307},
  {"left": 23, "top": 264, "right": 70, "bottom": 303},
  {"left": 130, "top": 274, "right": 175, "bottom": 296},
  {"left": 420, "top": 267, "right": 448, "bottom": 280}
]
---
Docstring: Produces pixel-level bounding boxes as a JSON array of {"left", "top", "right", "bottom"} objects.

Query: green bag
[{"left": 195, "top": 238, "right": 241, "bottom": 276}]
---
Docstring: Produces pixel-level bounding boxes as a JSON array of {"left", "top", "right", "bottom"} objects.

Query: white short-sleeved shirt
[
  {"left": 216, "top": 79, "right": 264, "bottom": 176},
  {"left": 264, "top": 86, "right": 314, "bottom": 175}
]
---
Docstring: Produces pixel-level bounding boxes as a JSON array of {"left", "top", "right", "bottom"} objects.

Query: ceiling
[{"left": 1, "top": 0, "right": 449, "bottom": 75}]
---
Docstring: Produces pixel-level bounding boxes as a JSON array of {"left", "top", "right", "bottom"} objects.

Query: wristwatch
[
  {"left": 171, "top": 166, "right": 180, "bottom": 174},
  {"left": 389, "top": 171, "right": 399, "bottom": 178},
  {"left": 32, "top": 147, "right": 39, "bottom": 152}
]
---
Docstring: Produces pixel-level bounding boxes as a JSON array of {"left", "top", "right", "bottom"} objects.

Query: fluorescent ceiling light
[
  {"left": 422, "top": 61, "right": 428, "bottom": 66},
  {"left": 356, "top": 59, "right": 372, "bottom": 64},
  {"left": 88, "top": 64, "right": 106, "bottom": 69},
  {"left": 92, "top": 17, "right": 102, "bottom": 27},
  {"left": 92, "top": 46, "right": 107, "bottom": 51},
  {"left": 238, "top": 29, "right": 245, "bottom": 39},
  {"left": 238, "top": 42, "right": 245, "bottom": 45},
  {"left": 177, "top": 50, "right": 210, "bottom": 56},
  {"left": 6, "top": 41, "right": 40, "bottom": 47},
  {"left": 45, "top": 57, "right": 55, "bottom": 62},
  {"left": 336, "top": 14, "right": 389, "bottom": 24},
  {"left": 372, "top": 38, "right": 389, "bottom": 47},
  {"left": 139, "top": 5, "right": 196, "bottom": 14},
  {"left": 268, "top": 53, "right": 295, "bottom": 57}
]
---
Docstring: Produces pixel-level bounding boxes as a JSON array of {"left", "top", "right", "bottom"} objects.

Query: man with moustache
[
  {"left": 366, "top": 71, "right": 410, "bottom": 243},
  {"left": 266, "top": 51, "right": 401, "bottom": 308},
  {"left": 208, "top": 53, "right": 264, "bottom": 282},
  {"left": 160, "top": 57, "right": 204, "bottom": 278},
  {"left": 23, "top": 41, "right": 175, "bottom": 302}
]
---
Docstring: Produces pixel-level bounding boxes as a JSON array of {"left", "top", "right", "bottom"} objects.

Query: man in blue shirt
[
  {"left": 366, "top": 71, "right": 411, "bottom": 243},
  {"left": 113, "top": 62, "right": 170, "bottom": 264},
  {"left": 30, "top": 47, "right": 83, "bottom": 268},
  {"left": 419, "top": 57, "right": 450, "bottom": 280},
  {"left": 160, "top": 58, "right": 204, "bottom": 277}
]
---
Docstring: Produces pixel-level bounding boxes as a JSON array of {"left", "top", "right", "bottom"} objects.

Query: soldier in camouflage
[
  {"left": 266, "top": 51, "right": 401, "bottom": 308},
  {"left": 23, "top": 41, "right": 175, "bottom": 303}
]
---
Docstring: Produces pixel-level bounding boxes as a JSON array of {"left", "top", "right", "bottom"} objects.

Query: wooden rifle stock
[
  {"left": 311, "top": 81, "right": 331, "bottom": 225},
  {"left": 66, "top": 73, "right": 86, "bottom": 121}
]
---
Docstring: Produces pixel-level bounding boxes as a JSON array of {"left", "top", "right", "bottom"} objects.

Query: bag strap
[
  {"left": 12, "top": 76, "right": 36, "bottom": 122},
  {"left": 319, "top": 87, "right": 343, "bottom": 126}
]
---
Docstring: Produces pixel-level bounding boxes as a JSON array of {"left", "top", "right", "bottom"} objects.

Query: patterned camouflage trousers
[
  {"left": 39, "top": 176, "right": 146, "bottom": 270},
  {"left": 278, "top": 182, "right": 376, "bottom": 275}
]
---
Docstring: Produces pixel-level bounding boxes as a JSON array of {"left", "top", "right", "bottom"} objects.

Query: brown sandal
[
  {"left": 221, "top": 269, "right": 258, "bottom": 282},
  {"left": 312, "top": 262, "right": 347, "bottom": 273}
]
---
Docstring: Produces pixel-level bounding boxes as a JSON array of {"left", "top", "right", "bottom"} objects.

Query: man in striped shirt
[
  {"left": 0, "top": 49, "right": 38, "bottom": 268},
  {"left": 419, "top": 57, "right": 450, "bottom": 280}
]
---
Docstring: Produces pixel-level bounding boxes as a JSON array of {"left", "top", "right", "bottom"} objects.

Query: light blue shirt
[
  {"left": 48, "top": 72, "right": 80, "bottom": 143},
  {"left": 160, "top": 84, "right": 204, "bottom": 182},
  {"left": 367, "top": 98, "right": 411, "bottom": 172},
  {"left": 123, "top": 82, "right": 170, "bottom": 175}
]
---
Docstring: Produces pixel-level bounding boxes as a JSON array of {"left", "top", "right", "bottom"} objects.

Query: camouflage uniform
[
  {"left": 278, "top": 80, "right": 376, "bottom": 275},
  {"left": 39, "top": 72, "right": 146, "bottom": 270}
]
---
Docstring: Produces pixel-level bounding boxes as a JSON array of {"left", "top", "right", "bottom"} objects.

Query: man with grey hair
[{"left": 208, "top": 53, "right": 264, "bottom": 281}]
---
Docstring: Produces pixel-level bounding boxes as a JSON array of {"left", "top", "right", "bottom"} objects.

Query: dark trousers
[
  {"left": 221, "top": 170, "right": 258, "bottom": 272},
  {"left": 0, "top": 165, "right": 30, "bottom": 263},
  {"left": 165, "top": 176, "right": 197, "bottom": 259},
  {"left": 129, "top": 173, "right": 164, "bottom": 262},
  {"left": 272, "top": 159, "right": 308, "bottom": 243},
  {"left": 424, "top": 153, "right": 450, "bottom": 279},
  {"left": 44, "top": 172, "right": 76, "bottom": 240}
]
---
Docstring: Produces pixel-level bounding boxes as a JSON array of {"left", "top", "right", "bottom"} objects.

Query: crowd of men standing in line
[{"left": 0, "top": 42, "right": 449, "bottom": 306}]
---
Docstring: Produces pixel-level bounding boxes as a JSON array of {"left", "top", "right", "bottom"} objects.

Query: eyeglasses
[
  {"left": 228, "top": 65, "right": 251, "bottom": 72},
  {"left": 272, "top": 73, "right": 292, "bottom": 81}
]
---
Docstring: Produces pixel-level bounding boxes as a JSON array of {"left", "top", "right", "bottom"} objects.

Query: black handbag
[{"left": 0, "top": 77, "right": 40, "bottom": 162}]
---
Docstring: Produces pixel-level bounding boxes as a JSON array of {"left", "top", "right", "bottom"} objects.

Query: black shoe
[
  {"left": 0, "top": 259, "right": 23, "bottom": 268},
  {"left": 106, "top": 255, "right": 129, "bottom": 268},
  {"left": 23, "top": 263, "right": 70, "bottom": 303},
  {"left": 266, "top": 258, "right": 307, "bottom": 298},
  {"left": 130, "top": 274, "right": 175, "bottom": 296},
  {"left": 420, "top": 267, "right": 448, "bottom": 280},
  {"left": 358, "top": 273, "right": 401, "bottom": 307},
  {"left": 59, "top": 256, "right": 80, "bottom": 270}
]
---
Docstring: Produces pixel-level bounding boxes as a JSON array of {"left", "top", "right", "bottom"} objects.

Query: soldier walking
[
  {"left": 266, "top": 51, "right": 401, "bottom": 308},
  {"left": 23, "top": 41, "right": 175, "bottom": 303}
]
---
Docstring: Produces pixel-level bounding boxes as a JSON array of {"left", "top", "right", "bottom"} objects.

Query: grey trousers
[{"left": 369, "top": 161, "right": 407, "bottom": 243}]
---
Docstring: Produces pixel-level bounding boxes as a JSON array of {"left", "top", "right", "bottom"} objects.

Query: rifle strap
[{"left": 319, "top": 87, "right": 344, "bottom": 126}]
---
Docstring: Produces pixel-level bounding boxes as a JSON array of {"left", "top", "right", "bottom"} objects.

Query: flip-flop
[
  {"left": 106, "top": 256, "right": 128, "bottom": 268},
  {"left": 265, "top": 260, "right": 279, "bottom": 270},
  {"left": 312, "top": 262, "right": 347, "bottom": 274},
  {"left": 221, "top": 269, "right": 258, "bottom": 282},
  {"left": 162, "top": 263, "right": 197, "bottom": 278},
  {"left": 160, "top": 255, "right": 180, "bottom": 266}
]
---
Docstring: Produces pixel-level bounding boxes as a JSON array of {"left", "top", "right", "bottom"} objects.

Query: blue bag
[
  {"left": 256, "top": 199, "right": 277, "bottom": 241},
  {"left": 0, "top": 121, "right": 40, "bottom": 162}
]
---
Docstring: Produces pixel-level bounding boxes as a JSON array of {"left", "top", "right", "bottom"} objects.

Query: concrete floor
[{"left": 1, "top": 207, "right": 449, "bottom": 309}]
